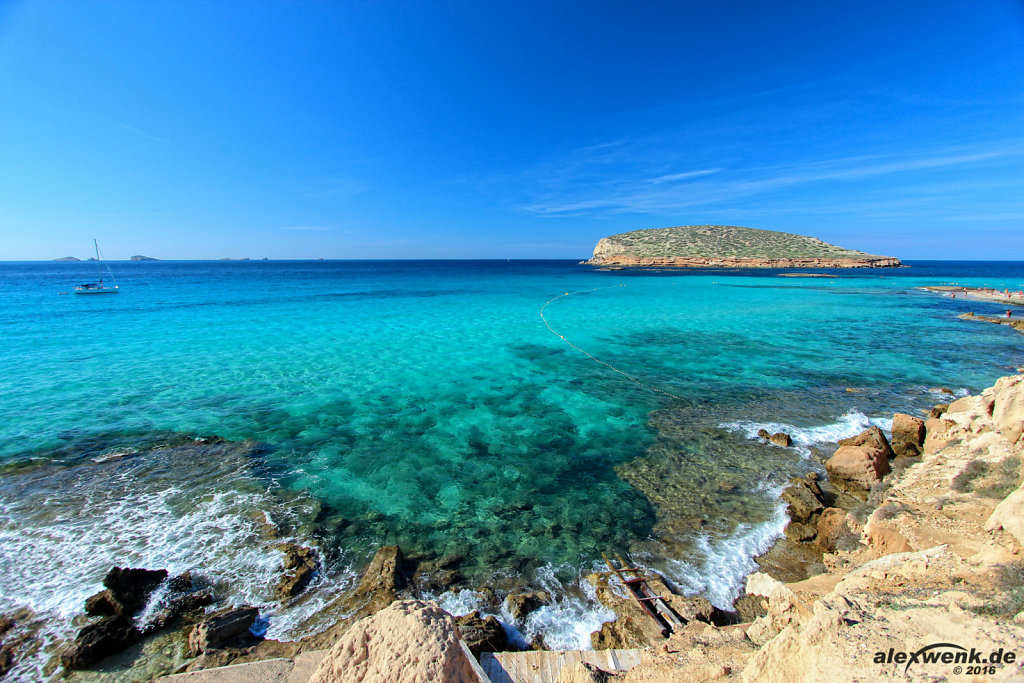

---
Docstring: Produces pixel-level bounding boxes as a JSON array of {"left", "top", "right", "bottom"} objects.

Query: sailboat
[{"left": 74, "top": 239, "right": 119, "bottom": 294}]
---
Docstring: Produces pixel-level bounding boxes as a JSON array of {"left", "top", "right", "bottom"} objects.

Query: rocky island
[{"left": 584, "top": 225, "right": 903, "bottom": 269}]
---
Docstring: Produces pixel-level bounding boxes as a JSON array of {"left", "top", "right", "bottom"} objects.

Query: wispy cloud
[{"left": 515, "top": 138, "right": 1024, "bottom": 218}]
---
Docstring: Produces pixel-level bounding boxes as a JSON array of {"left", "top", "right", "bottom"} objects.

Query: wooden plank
[{"left": 460, "top": 641, "right": 493, "bottom": 683}]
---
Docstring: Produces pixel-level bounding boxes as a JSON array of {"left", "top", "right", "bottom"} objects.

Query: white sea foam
[
  {"left": 663, "top": 501, "right": 789, "bottom": 609},
  {"left": 516, "top": 564, "right": 615, "bottom": 651},
  {"left": 0, "top": 463, "right": 352, "bottom": 677},
  {"left": 722, "top": 410, "right": 893, "bottom": 456}
]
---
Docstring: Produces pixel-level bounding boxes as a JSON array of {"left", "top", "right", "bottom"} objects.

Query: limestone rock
[
  {"left": 757, "top": 428, "right": 771, "bottom": 440},
  {"left": 985, "top": 484, "right": 1024, "bottom": 547},
  {"left": 770, "top": 432, "right": 793, "bottom": 448},
  {"left": 825, "top": 444, "right": 890, "bottom": 495},
  {"left": 505, "top": 590, "right": 551, "bottom": 621},
  {"left": 784, "top": 522, "right": 817, "bottom": 542},
  {"left": 590, "top": 617, "right": 646, "bottom": 650},
  {"left": 61, "top": 615, "right": 142, "bottom": 670},
  {"left": 187, "top": 606, "right": 260, "bottom": 656},
  {"left": 732, "top": 594, "right": 768, "bottom": 623},
  {"left": 992, "top": 374, "right": 1024, "bottom": 444},
  {"left": 814, "top": 508, "right": 851, "bottom": 552},
  {"left": 836, "top": 425, "right": 895, "bottom": 460},
  {"left": 455, "top": 611, "right": 509, "bottom": 656},
  {"left": 753, "top": 537, "right": 825, "bottom": 583},
  {"left": 308, "top": 600, "right": 478, "bottom": 683},
  {"left": 890, "top": 413, "right": 925, "bottom": 458}
]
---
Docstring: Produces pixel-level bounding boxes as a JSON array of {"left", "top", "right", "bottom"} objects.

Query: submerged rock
[{"left": 61, "top": 615, "right": 142, "bottom": 670}]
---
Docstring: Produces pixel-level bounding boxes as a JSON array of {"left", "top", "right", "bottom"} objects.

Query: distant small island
[
  {"left": 53, "top": 256, "right": 80, "bottom": 262},
  {"left": 218, "top": 257, "right": 250, "bottom": 261},
  {"left": 130, "top": 255, "right": 158, "bottom": 261},
  {"left": 584, "top": 225, "right": 902, "bottom": 268}
]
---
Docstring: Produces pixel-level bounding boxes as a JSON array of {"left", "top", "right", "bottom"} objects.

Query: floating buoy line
[{"left": 540, "top": 285, "right": 686, "bottom": 402}]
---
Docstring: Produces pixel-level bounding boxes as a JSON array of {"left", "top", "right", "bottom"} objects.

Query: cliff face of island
[{"left": 585, "top": 225, "right": 903, "bottom": 268}]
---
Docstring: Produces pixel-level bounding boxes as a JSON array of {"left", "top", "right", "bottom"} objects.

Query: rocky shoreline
[{"left": 2, "top": 375, "right": 1022, "bottom": 680}]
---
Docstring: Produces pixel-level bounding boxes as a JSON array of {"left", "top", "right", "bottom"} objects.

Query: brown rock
[
  {"left": 757, "top": 428, "right": 771, "bottom": 440},
  {"left": 308, "top": 600, "right": 478, "bottom": 683},
  {"left": 837, "top": 425, "right": 895, "bottom": 460},
  {"left": 770, "top": 432, "right": 793, "bottom": 447},
  {"left": 276, "top": 544, "right": 319, "bottom": 601},
  {"left": 187, "top": 606, "right": 260, "bottom": 656},
  {"left": 891, "top": 413, "right": 926, "bottom": 459},
  {"left": 781, "top": 482, "right": 824, "bottom": 524},
  {"left": 825, "top": 444, "right": 890, "bottom": 495},
  {"left": 732, "top": 594, "right": 768, "bottom": 623},
  {"left": 590, "top": 617, "right": 646, "bottom": 650},
  {"left": 505, "top": 590, "right": 551, "bottom": 621},
  {"left": 814, "top": 508, "right": 851, "bottom": 552},
  {"left": 60, "top": 615, "right": 142, "bottom": 670},
  {"left": 753, "top": 538, "right": 825, "bottom": 583},
  {"left": 784, "top": 521, "right": 817, "bottom": 542},
  {"left": 455, "top": 611, "right": 510, "bottom": 656},
  {"left": 928, "top": 404, "right": 949, "bottom": 419}
]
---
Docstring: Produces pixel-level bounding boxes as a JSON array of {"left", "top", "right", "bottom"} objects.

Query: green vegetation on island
[{"left": 586, "top": 225, "right": 902, "bottom": 268}]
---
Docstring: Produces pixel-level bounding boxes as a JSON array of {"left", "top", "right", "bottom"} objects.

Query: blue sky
[{"left": 0, "top": 1, "right": 1022, "bottom": 260}]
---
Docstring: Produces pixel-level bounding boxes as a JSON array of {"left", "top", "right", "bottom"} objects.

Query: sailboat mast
[{"left": 94, "top": 238, "right": 102, "bottom": 285}]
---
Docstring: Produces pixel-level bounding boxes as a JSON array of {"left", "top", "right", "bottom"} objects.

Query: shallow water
[{"left": 1, "top": 259, "right": 1022, "bottom": 671}]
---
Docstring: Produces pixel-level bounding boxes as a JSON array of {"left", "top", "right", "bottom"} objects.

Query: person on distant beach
[{"left": 1008, "top": 310, "right": 1013, "bottom": 319}]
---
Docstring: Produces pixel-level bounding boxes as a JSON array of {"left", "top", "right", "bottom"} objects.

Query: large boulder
[
  {"left": 825, "top": 445, "right": 890, "bottom": 496},
  {"left": 815, "top": 508, "right": 852, "bottom": 552},
  {"left": 985, "top": 484, "right": 1024, "bottom": 547},
  {"left": 308, "top": 600, "right": 478, "bottom": 683},
  {"left": 187, "top": 606, "right": 260, "bottom": 656},
  {"left": 890, "top": 413, "right": 926, "bottom": 458},
  {"left": 992, "top": 375, "right": 1024, "bottom": 444},
  {"left": 61, "top": 616, "right": 142, "bottom": 670},
  {"left": 455, "top": 611, "right": 509, "bottom": 656},
  {"left": 837, "top": 426, "right": 895, "bottom": 460}
]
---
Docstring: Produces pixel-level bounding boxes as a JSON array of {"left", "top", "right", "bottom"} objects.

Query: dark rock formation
[
  {"left": 61, "top": 616, "right": 142, "bottom": 670},
  {"left": 85, "top": 566, "right": 168, "bottom": 617},
  {"left": 455, "top": 611, "right": 509, "bottom": 656}
]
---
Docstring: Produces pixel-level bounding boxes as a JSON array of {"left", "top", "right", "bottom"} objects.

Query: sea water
[{"left": 1, "top": 260, "right": 1022, "bottom": 672}]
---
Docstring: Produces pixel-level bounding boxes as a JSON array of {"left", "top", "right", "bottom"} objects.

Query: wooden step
[{"left": 480, "top": 649, "right": 646, "bottom": 683}]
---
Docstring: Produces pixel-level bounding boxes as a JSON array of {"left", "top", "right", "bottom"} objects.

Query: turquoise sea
[{"left": 1, "top": 259, "right": 1023, "bottom": 674}]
